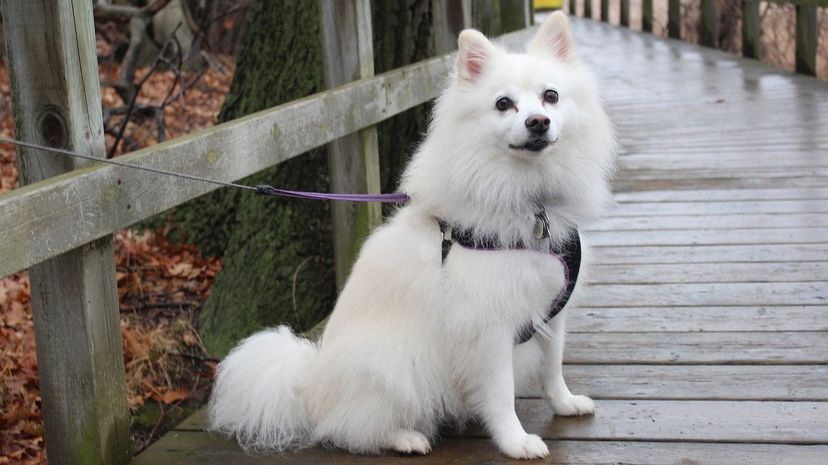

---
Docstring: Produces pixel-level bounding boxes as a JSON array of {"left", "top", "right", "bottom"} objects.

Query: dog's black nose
[{"left": 525, "top": 114, "right": 551, "bottom": 134}]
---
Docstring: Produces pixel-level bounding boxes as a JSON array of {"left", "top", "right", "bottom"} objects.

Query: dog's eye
[
  {"left": 543, "top": 89, "right": 559, "bottom": 104},
  {"left": 495, "top": 97, "right": 513, "bottom": 112}
]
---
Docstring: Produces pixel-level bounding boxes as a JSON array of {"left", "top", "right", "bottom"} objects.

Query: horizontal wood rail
[
  {"left": 582, "top": 0, "right": 825, "bottom": 77},
  {"left": 0, "top": 26, "right": 536, "bottom": 279}
]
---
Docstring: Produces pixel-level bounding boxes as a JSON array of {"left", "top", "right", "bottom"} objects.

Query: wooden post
[
  {"left": 642, "top": 0, "right": 653, "bottom": 32},
  {"left": 600, "top": 0, "right": 609, "bottom": 21},
  {"left": 620, "top": 0, "right": 630, "bottom": 27},
  {"left": 320, "top": 0, "right": 382, "bottom": 290},
  {"left": 742, "top": 0, "right": 760, "bottom": 59},
  {"left": 433, "top": 0, "right": 468, "bottom": 53},
  {"left": 668, "top": 0, "right": 681, "bottom": 38},
  {"left": 585, "top": 0, "right": 593, "bottom": 19},
  {"left": 0, "top": 1, "right": 131, "bottom": 465},
  {"left": 795, "top": 5, "right": 818, "bottom": 76},
  {"left": 462, "top": 0, "right": 473, "bottom": 27},
  {"left": 700, "top": 0, "right": 718, "bottom": 47}
]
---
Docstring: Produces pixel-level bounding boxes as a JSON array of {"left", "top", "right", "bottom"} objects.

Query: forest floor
[{"left": 0, "top": 56, "right": 234, "bottom": 464}]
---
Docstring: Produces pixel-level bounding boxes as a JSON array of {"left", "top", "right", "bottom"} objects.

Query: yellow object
[{"left": 534, "top": 0, "right": 563, "bottom": 10}]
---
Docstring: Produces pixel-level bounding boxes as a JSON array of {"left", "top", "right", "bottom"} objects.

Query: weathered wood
[
  {"left": 742, "top": 0, "right": 760, "bottom": 58},
  {"left": 320, "top": 0, "right": 383, "bottom": 290},
  {"left": 176, "top": 400, "right": 828, "bottom": 444},
  {"left": 667, "top": 0, "right": 680, "bottom": 38},
  {"left": 581, "top": 282, "right": 827, "bottom": 307},
  {"left": 563, "top": 331, "right": 828, "bottom": 364},
  {"left": 620, "top": 0, "right": 629, "bottom": 27},
  {"left": 135, "top": 433, "right": 828, "bottom": 465},
  {"left": 593, "top": 243, "right": 828, "bottom": 264},
  {"left": 587, "top": 261, "right": 828, "bottom": 284},
  {"left": 432, "top": 0, "right": 466, "bottom": 54},
  {"left": 561, "top": 364, "right": 828, "bottom": 400},
  {"left": 588, "top": 227, "right": 828, "bottom": 246},
  {"left": 0, "top": 1, "right": 131, "bottom": 464},
  {"left": 700, "top": 0, "right": 717, "bottom": 47},
  {"left": 642, "top": 0, "right": 653, "bottom": 32},
  {"left": 515, "top": 400, "right": 828, "bottom": 443},
  {"left": 0, "top": 26, "right": 539, "bottom": 279},
  {"left": 795, "top": 5, "right": 818, "bottom": 75},
  {"left": 589, "top": 213, "right": 828, "bottom": 230},
  {"left": 608, "top": 199, "right": 828, "bottom": 216},
  {"left": 569, "top": 305, "right": 828, "bottom": 332},
  {"left": 614, "top": 187, "right": 828, "bottom": 203}
]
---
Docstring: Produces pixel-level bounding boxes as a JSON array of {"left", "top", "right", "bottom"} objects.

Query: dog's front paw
[
  {"left": 549, "top": 394, "right": 595, "bottom": 416},
  {"left": 388, "top": 429, "right": 431, "bottom": 455},
  {"left": 497, "top": 433, "right": 549, "bottom": 460}
]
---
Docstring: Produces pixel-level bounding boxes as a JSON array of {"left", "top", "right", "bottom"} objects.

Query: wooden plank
[
  {"left": 320, "top": 0, "right": 383, "bottom": 290},
  {"left": 668, "top": 0, "right": 680, "bottom": 38},
  {"left": 515, "top": 399, "right": 828, "bottom": 443},
  {"left": 795, "top": 5, "right": 818, "bottom": 75},
  {"left": 581, "top": 282, "right": 827, "bottom": 307},
  {"left": 135, "top": 432, "right": 828, "bottom": 465},
  {"left": 613, "top": 187, "right": 828, "bottom": 202},
  {"left": 587, "top": 261, "right": 828, "bottom": 284},
  {"left": 700, "top": 0, "right": 717, "bottom": 47},
  {"left": 177, "top": 399, "right": 828, "bottom": 444},
  {"left": 592, "top": 243, "right": 828, "bottom": 264},
  {"left": 642, "top": 0, "right": 653, "bottom": 32},
  {"left": 608, "top": 199, "right": 828, "bottom": 216},
  {"left": 742, "top": 0, "right": 760, "bottom": 58},
  {"left": 589, "top": 213, "right": 828, "bottom": 230},
  {"left": 569, "top": 305, "right": 828, "bottom": 332},
  {"left": 561, "top": 364, "right": 828, "bottom": 400},
  {"left": 0, "top": 1, "right": 131, "bottom": 464},
  {"left": 0, "top": 25, "right": 539, "bottom": 278},
  {"left": 588, "top": 227, "right": 828, "bottom": 246},
  {"left": 563, "top": 331, "right": 828, "bottom": 364}
]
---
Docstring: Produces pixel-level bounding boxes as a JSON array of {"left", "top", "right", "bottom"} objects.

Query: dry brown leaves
[{"left": 0, "top": 50, "right": 232, "bottom": 463}]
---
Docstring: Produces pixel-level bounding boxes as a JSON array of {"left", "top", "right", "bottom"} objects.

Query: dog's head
[
  {"left": 403, "top": 12, "right": 616, "bottom": 238},
  {"left": 453, "top": 13, "right": 581, "bottom": 159}
]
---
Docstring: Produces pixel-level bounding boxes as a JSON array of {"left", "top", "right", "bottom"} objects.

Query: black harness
[{"left": 437, "top": 219, "right": 581, "bottom": 345}]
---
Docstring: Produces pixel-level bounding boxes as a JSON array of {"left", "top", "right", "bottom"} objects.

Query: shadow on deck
[{"left": 135, "top": 18, "right": 828, "bottom": 465}]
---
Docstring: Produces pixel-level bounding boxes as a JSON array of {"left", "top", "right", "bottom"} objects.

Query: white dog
[{"left": 209, "top": 12, "right": 615, "bottom": 460}]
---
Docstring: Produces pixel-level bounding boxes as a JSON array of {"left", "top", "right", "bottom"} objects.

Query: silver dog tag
[{"left": 534, "top": 204, "right": 550, "bottom": 240}]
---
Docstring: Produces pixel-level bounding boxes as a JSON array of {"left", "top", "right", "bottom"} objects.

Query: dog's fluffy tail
[{"left": 208, "top": 326, "right": 318, "bottom": 451}]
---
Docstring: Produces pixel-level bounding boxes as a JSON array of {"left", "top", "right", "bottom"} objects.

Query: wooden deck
[{"left": 134, "top": 19, "right": 828, "bottom": 465}]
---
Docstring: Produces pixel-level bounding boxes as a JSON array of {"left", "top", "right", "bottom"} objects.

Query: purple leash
[
  {"left": 254, "top": 185, "right": 410, "bottom": 203},
  {"left": 0, "top": 137, "right": 410, "bottom": 205}
]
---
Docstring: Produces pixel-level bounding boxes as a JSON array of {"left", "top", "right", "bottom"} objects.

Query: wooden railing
[
  {"left": 0, "top": 1, "right": 532, "bottom": 464},
  {"left": 571, "top": 0, "right": 825, "bottom": 76}
]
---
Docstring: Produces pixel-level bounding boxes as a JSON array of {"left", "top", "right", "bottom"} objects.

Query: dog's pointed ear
[
  {"left": 528, "top": 11, "right": 577, "bottom": 63},
  {"left": 457, "top": 29, "right": 495, "bottom": 84}
]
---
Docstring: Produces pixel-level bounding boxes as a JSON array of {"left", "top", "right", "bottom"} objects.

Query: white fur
[{"left": 209, "top": 12, "right": 616, "bottom": 459}]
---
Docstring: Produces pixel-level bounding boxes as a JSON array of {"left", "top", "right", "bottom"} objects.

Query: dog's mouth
[{"left": 508, "top": 139, "right": 550, "bottom": 153}]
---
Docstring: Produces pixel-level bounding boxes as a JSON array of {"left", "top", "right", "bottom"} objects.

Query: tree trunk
[
  {"left": 192, "top": 0, "right": 335, "bottom": 357},
  {"left": 166, "top": 0, "right": 522, "bottom": 356}
]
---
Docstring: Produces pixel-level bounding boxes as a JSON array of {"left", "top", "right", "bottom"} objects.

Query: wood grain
[{"left": 1, "top": 1, "right": 131, "bottom": 464}]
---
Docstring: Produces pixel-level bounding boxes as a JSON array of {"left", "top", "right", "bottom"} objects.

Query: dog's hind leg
[{"left": 539, "top": 314, "right": 595, "bottom": 416}]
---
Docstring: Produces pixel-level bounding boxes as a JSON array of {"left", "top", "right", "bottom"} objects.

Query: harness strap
[{"left": 437, "top": 219, "right": 581, "bottom": 345}]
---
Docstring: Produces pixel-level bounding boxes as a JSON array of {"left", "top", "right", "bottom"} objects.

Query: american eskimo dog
[{"left": 209, "top": 11, "right": 616, "bottom": 459}]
